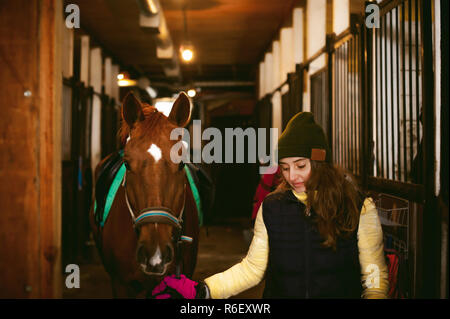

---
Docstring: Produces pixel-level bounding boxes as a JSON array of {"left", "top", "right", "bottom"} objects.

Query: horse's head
[{"left": 120, "top": 92, "right": 191, "bottom": 276}]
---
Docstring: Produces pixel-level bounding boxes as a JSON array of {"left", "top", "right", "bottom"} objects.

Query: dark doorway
[{"left": 207, "top": 115, "right": 259, "bottom": 224}]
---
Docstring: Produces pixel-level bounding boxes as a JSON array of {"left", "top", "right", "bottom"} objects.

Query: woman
[{"left": 152, "top": 112, "right": 389, "bottom": 299}]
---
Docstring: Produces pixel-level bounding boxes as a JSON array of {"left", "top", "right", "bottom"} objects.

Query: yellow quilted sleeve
[
  {"left": 358, "top": 198, "right": 390, "bottom": 299},
  {"left": 204, "top": 206, "right": 269, "bottom": 299}
]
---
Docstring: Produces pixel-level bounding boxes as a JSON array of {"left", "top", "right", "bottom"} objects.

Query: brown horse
[{"left": 89, "top": 92, "right": 199, "bottom": 298}]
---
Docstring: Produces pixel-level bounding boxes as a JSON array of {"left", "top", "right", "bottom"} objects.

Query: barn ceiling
[{"left": 67, "top": 0, "right": 299, "bottom": 93}]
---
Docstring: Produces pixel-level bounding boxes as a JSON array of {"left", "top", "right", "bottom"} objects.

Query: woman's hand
[{"left": 151, "top": 274, "right": 210, "bottom": 299}]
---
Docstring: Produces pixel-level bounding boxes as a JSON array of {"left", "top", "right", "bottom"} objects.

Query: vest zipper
[{"left": 304, "top": 219, "right": 310, "bottom": 298}]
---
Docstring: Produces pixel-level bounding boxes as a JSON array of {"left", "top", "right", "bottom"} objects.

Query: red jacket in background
[{"left": 252, "top": 167, "right": 281, "bottom": 220}]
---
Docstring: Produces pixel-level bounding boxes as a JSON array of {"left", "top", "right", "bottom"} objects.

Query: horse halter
[{"left": 122, "top": 170, "right": 193, "bottom": 244}]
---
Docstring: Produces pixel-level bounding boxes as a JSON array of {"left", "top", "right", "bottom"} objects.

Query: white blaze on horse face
[
  {"left": 149, "top": 245, "right": 162, "bottom": 266},
  {"left": 147, "top": 143, "right": 162, "bottom": 162},
  {"left": 126, "top": 136, "right": 130, "bottom": 144}
]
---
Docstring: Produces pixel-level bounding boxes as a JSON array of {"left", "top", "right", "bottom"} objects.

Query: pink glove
[{"left": 152, "top": 274, "right": 198, "bottom": 299}]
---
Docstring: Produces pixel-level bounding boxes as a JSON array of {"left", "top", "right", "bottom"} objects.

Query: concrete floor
[{"left": 63, "top": 221, "right": 265, "bottom": 299}]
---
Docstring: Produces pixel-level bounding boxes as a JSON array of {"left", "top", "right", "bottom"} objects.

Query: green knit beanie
[{"left": 277, "top": 112, "right": 331, "bottom": 162}]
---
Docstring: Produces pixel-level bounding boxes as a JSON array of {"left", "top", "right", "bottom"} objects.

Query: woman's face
[{"left": 279, "top": 157, "right": 311, "bottom": 193}]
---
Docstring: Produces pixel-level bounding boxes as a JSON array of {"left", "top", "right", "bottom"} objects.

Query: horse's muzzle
[{"left": 136, "top": 243, "right": 174, "bottom": 275}]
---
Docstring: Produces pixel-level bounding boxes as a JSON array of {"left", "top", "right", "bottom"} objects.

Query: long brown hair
[{"left": 273, "top": 160, "right": 362, "bottom": 250}]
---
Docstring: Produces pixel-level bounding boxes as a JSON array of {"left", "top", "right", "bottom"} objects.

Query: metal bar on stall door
[
  {"left": 374, "top": 26, "right": 379, "bottom": 177},
  {"left": 396, "top": 7, "right": 401, "bottom": 181},
  {"left": 378, "top": 24, "right": 383, "bottom": 178},
  {"left": 357, "top": 33, "right": 361, "bottom": 176},
  {"left": 354, "top": 34, "right": 358, "bottom": 176},
  {"left": 380, "top": 25, "right": 384, "bottom": 178},
  {"left": 338, "top": 45, "right": 342, "bottom": 167},
  {"left": 348, "top": 40, "right": 351, "bottom": 171},
  {"left": 390, "top": 10, "right": 396, "bottom": 180},
  {"left": 334, "top": 50, "right": 338, "bottom": 164},
  {"left": 327, "top": 37, "right": 334, "bottom": 153},
  {"left": 339, "top": 45, "right": 345, "bottom": 167},
  {"left": 340, "top": 44, "right": 343, "bottom": 168},
  {"left": 330, "top": 49, "right": 339, "bottom": 163},
  {"left": 381, "top": 14, "right": 386, "bottom": 179},
  {"left": 353, "top": 36, "right": 358, "bottom": 175},
  {"left": 341, "top": 44, "right": 345, "bottom": 168},
  {"left": 360, "top": 9, "right": 368, "bottom": 184},
  {"left": 343, "top": 42, "right": 350, "bottom": 169},
  {"left": 415, "top": 0, "right": 421, "bottom": 172},
  {"left": 339, "top": 46, "right": 343, "bottom": 167},
  {"left": 350, "top": 35, "right": 358, "bottom": 175},
  {"left": 402, "top": 2, "right": 407, "bottom": 182},
  {"left": 349, "top": 37, "right": 353, "bottom": 173},
  {"left": 383, "top": 12, "right": 392, "bottom": 179},
  {"left": 354, "top": 36, "right": 358, "bottom": 175},
  {"left": 408, "top": 0, "right": 413, "bottom": 181},
  {"left": 358, "top": 33, "right": 361, "bottom": 176},
  {"left": 335, "top": 47, "right": 339, "bottom": 165},
  {"left": 338, "top": 47, "right": 342, "bottom": 166},
  {"left": 347, "top": 38, "right": 355, "bottom": 174}
]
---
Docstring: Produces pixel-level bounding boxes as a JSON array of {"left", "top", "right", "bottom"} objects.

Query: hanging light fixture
[
  {"left": 180, "top": 44, "right": 194, "bottom": 62},
  {"left": 180, "top": 4, "right": 195, "bottom": 63},
  {"left": 136, "top": 0, "right": 159, "bottom": 16},
  {"left": 117, "top": 72, "right": 137, "bottom": 87}
]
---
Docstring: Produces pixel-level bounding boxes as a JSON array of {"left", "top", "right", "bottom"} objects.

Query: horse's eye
[
  {"left": 124, "top": 160, "right": 131, "bottom": 170},
  {"left": 178, "top": 161, "right": 185, "bottom": 171}
]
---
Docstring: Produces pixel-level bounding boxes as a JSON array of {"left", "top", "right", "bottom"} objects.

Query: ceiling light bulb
[
  {"left": 187, "top": 89, "right": 196, "bottom": 97},
  {"left": 118, "top": 79, "right": 137, "bottom": 87},
  {"left": 117, "top": 73, "right": 124, "bottom": 80},
  {"left": 181, "top": 47, "right": 194, "bottom": 62}
]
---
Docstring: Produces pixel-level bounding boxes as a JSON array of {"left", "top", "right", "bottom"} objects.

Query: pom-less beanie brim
[{"left": 276, "top": 112, "right": 331, "bottom": 162}]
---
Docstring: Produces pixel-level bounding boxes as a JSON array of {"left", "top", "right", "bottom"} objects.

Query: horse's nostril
[
  {"left": 136, "top": 245, "right": 148, "bottom": 264},
  {"left": 136, "top": 243, "right": 174, "bottom": 275},
  {"left": 164, "top": 245, "right": 174, "bottom": 263}
]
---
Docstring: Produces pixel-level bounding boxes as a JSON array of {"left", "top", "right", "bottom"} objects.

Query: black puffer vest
[{"left": 262, "top": 190, "right": 363, "bottom": 298}]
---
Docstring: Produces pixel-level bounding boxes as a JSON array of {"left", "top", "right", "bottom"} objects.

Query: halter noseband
[{"left": 122, "top": 170, "right": 193, "bottom": 244}]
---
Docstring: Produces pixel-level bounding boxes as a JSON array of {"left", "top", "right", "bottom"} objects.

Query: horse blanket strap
[
  {"left": 95, "top": 161, "right": 126, "bottom": 228},
  {"left": 94, "top": 150, "right": 125, "bottom": 226},
  {"left": 184, "top": 165, "right": 203, "bottom": 226}
]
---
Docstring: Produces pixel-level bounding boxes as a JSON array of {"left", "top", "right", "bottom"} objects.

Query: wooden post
[
  {"left": 38, "top": 0, "right": 63, "bottom": 298},
  {"left": 0, "top": 0, "right": 62, "bottom": 298}
]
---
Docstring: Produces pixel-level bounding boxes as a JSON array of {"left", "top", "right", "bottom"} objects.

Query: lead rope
[{"left": 175, "top": 183, "right": 187, "bottom": 278}]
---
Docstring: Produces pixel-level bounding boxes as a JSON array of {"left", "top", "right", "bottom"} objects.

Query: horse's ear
[
  {"left": 122, "top": 92, "right": 145, "bottom": 127},
  {"left": 168, "top": 92, "right": 191, "bottom": 127}
]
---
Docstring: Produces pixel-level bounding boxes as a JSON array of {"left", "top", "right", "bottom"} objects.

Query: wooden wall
[{"left": 0, "top": 0, "right": 62, "bottom": 298}]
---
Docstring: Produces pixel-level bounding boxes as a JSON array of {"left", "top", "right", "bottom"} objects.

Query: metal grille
[
  {"left": 332, "top": 31, "right": 362, "bottom": 177},
  {"left": 372, "top": 0, "right": 422, "bottom": 183}
]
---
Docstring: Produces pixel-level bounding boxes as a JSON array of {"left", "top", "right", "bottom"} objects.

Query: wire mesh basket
[{"left": 374, "top": 193, "right": 409, "bottom": 259}]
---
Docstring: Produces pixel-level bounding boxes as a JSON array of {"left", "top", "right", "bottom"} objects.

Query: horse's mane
[{"left": 118, "top": 104, "right": 168, "bottom": 146}]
